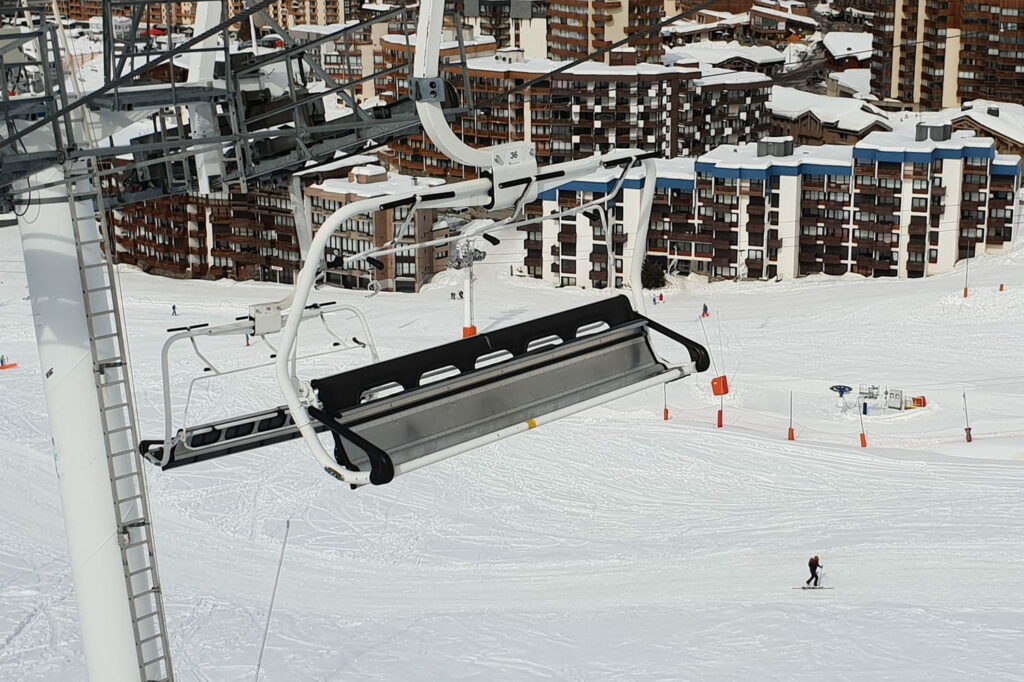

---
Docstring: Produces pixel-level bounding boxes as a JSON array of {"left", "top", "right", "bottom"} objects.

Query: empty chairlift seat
[
  {"left": 308, "top": 295, "right": 710, "bottom": 484},
  {"left": 142, "top": 295, "right": 709, "bottom": 482}
]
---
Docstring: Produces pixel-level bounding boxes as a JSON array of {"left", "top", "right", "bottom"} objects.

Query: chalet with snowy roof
[
  {"left": 663, "top": 41, "right": 785, "bottom": 77},
  {"left": 769, "top": 86, "right": 891, "bottom": 145},
  {"left": 822, "top": 32, "right": 872, "bottom": 71}
]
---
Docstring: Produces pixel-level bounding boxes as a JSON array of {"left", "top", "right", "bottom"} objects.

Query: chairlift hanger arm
[
  {"left": 274, "top": 0, "right": 683, "bottom": 484},
  {"left": 274, "top": 179, "right": 493, "bottom": 484}
]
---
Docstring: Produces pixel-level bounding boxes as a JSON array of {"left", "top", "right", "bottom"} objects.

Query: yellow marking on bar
[{"left": 526, "top": 419, "right": 538, "bottom": 429}]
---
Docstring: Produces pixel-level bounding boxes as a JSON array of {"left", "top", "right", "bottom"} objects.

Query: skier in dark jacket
[{"left": 806, "top": 555, "right": 822, "bottom": 586}]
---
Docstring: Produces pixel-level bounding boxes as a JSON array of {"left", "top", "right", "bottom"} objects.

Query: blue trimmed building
[{"left": 528, "top": 125, "right": 1020, "bottom": 287}]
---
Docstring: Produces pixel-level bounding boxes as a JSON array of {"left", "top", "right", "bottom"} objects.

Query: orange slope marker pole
[{"left": 788, "top": 390, "right": 796, "bottom": 441}]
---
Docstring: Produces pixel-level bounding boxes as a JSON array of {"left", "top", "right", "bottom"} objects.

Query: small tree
[{"left": 641, "top": 258, "right": 666, "bottom": 290}]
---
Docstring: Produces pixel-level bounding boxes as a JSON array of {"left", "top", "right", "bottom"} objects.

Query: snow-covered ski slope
[{"left": 2, "top": 226, "right": 1023, "bottom": 680}]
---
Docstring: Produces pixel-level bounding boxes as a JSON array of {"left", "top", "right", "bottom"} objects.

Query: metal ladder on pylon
[{"left": 65, "top": 160, "right": 175, "bottom": 682}]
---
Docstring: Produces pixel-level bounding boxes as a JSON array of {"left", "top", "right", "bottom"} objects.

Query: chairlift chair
[{"left": 141, "top": 301, "right": 379, "bottom": 468}]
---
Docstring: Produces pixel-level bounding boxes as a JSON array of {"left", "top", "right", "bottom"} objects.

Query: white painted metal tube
[
  {"left": 18, "top": 166, "right": 140, "bottom": 681},
  {"left": 412, "top": 0, "right": 491, "bottom": 168},
  {"left": 275, "top": 179, "right": 492, "bottom": 482},
  {"left": 394, "top": 368, "right": 686, "bottom": 478},
  {"left": 629, "top": 158, "right": 659, "bottom": 314}
]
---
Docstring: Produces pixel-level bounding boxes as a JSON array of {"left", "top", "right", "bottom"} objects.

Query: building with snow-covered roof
[
  {"left": 822, "top": 31, "right": 872, "bottom": 70},
  {"left": 661, "top": 11, "right": 750, "bottom": 45},
  {"left": 769, "top": 85, "right": 891, "bottom": 145},
  {"left": 303, "top": 165, "right": 448, "bottom": 291},
  {"left": 899, "top": 100, "right": 1024, "bottom": 158},
  {"left": 663, "top": 41, "right": 785, "bottom": 76},
  {"left": 749, "top": 1, "right": 818, "bottom": 42},
  {"left": 827, "top": 68, "right": 872, "bottom": 99},
  {"left": 522, "top": 127, "right": 1020, "bottom": 285}
]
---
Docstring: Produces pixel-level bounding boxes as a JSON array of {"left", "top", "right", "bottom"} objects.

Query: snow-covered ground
[{"left": 2, "top": 225, "right": 1024, "bottom": 680}]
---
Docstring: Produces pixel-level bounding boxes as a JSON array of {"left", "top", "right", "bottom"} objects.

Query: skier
[
  {"left": 450, "top": 292, "right": 456, "bottom": 301},
  {"left": 806, "top": 555, "right": 823, "bottom": 587},
  {"left": 458, "top": 290, "right": 464, "bottom": 300},
  {"left": 171, "top": 304, "right": 178, "bottom": 316},
  {"left": 0, "top": 354, "right": 6, "bottom": 367},
  {"left": 659, "top": 293, "right": 665, "bottom": 303},
  {"left": 652, "top": 295, "right": 657, "bottom": 306},
  {"left": 701, "top": 303, "right": 709, "bottom": 318}
]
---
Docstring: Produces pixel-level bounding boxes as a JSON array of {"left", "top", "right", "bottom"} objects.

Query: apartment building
[
  {"left": 112, "top": 184, "right": 304, "bottom": 283},
  {"left": 525, "top": 159, "right": 699, "bottom": 286},
  {"left": 526, "top": 125, "right": 1020, "bottom": 286},
  {"left": 58, "top": 0, "right": 342, "bottom": 29},
  {"left": 382, "top": 47, "right": 771, "bottom": 178},
  {"left": 303, "top": 165, "right": 446, "bottom": 291},
  {"left": 290, "top": 21, "right": 382, "bottom": 101},
  {"left": 866, "top": 0, "right": 1024, "bottom": 110},
  {"left": 111, "top": 154, "right": 451, "bottom": 291},
  {"left": 546, "top": 0, "right": 664, "bottom": 64},
  {"left": 463, "top": 0, "right": 548, "bottom": 56}
]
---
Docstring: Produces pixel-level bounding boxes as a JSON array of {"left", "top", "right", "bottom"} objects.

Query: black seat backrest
[{"left": 312, "top": 295, "right": 641, "bottom": 414}]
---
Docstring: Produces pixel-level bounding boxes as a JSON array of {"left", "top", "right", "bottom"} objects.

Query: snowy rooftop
[
  {"left": 381, "top": 33, "right": 497, "bottom": 50},
  {"left": 289, "top": 22, "right": 357, "bottom": 34},
  {"left": 699, "top": 140, "right": 855, "bottom": 170},
  {"left": 663, "top": 41, "right": 785, "bottom": 67},
  {"left": 750, "top": 5, "right": 819, "bottom": 26},
  {"left": 464, "top": 55, "right": 702, "bottom": 78},
  {"left": 294, "top": 153, "right": 380, "bottom": 177},
  {"left": 769, "top": 86, "right": 890, "bottom": 133},
  {"left": 662, "top": 12, "right": 749, "bottom": 35},
  {"left": 351, "top": 164, "right": 387, "bottom": 176},
  {"left": 896, "top": 100, "right": 1024, "bottom": 147},
  {"left": 822, "top": 32, "right": 873, "bottom": 61},
  {"left": 858, "top": 127, "right": 996, "bottom": 154},
  {"left": 695, "top": 66, "right": 773, "bottom": 87},
  {"left": 312, "top": 166, "right": 444, "bottom": 198},
  {"left": 828, "top": 68, "right": 873, "bottom": 98}
]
